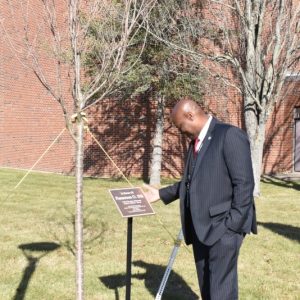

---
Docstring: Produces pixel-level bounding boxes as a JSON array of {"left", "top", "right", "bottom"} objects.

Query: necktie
[{"left": 194, "top": 138, "right": 200, "bottom": 157}]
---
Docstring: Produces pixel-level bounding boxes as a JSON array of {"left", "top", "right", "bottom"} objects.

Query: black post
[{"left": 126, "top": 217, "right": 133, "bottom": 300}]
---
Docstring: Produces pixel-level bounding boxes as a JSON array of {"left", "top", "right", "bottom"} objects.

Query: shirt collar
[{"left": 197, "top": 115, "right": 212, "bottom": 147}]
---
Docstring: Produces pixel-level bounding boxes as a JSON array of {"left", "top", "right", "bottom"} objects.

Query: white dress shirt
[{"left": 195, "top": 115, "right": 213, "bottom": 152}]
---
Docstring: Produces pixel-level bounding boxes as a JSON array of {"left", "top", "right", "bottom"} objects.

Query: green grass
[{"left": 0, "top": 168, "right": 299, "bottom": 299}]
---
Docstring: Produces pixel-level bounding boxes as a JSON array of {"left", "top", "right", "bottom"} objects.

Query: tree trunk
[
  {"left": 75, "top": 120, "right": 84, "bottom": 300},
  {"left": 245, "top": 105, "right": 265, "bottom": 197},
  {"left": 149, "top": 95, "right": 165, "bottom": 186}
]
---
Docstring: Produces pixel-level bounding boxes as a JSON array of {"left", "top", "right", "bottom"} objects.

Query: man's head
[{"left": 171, "top": 99, "right": 207, "bottom": 139}]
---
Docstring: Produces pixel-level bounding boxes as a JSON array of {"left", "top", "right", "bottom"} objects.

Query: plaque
[{"left": 109, "top": 187, "right": 155, "bottom": 218}]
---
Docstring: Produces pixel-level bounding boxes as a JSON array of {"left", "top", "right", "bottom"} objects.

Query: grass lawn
[{"left": 0, "top": 168, "right": 299, "bottom": 300}]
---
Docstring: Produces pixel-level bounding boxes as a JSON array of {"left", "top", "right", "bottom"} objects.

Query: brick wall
[
  {"left": 0, "top": 0, "right": 74, "bottom": 174},
  {"left": 0, "top": 0, "right": 299, "bottom": 178},
  {"left": 263, "top": 81, "right": 300, "bottom": 174}
]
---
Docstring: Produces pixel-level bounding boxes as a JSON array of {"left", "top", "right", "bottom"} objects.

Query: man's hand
[{"left": 142, "top": 184, "right": 160, "bottom": 203}]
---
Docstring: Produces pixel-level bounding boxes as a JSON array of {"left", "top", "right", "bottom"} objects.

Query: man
[{"left": 144, "top": 99, "right": 257, "bottom": 300}]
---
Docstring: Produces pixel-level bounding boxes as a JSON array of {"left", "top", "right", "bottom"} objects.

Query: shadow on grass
[
  {"left": 47, "top": 204, "right": 108, "bottom": 256},
  {"left": 99, "top": 260, "right": 198, "bottom": 300},
  {"left": 261, "top": 175, "right": 300, "bottom": 191},
  {"left": 13, "top": 242, "right": 60, "bottom": 300},
  {"left": 258, "top": 222, "right": 300, "bottom": 243}
]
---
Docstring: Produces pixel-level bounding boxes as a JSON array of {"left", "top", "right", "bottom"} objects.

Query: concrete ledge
[{"left": 263, "top": 173, "right": 300, "bottom": 181}]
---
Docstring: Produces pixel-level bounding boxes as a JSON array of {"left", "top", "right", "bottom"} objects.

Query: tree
[
  {"left": 0, "top": 0, "right": 156, "bottom": 298},
  {"left": 203, "top": 0, "right": 300, "bottom": 195},
  {"left": 147, "top": 0, "right": 300, "bottom": 195},
  {"left": 112, "top": 2, "right": 204, "bottom": 186},
  {"left": 147, "top": 55, "right": 203, "bottom": 186}
]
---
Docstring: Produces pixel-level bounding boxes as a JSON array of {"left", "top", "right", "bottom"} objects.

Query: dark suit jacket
[{"left": 159, "top": 118, "right": 257, "bottom": 246}]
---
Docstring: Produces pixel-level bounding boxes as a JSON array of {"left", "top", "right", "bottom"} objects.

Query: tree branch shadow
[
  {"left": 46, "top": 203, "right": 108, "bottom": 256},
  {"left": 83, "top": 98, "right": 188, "bottom": 181}
]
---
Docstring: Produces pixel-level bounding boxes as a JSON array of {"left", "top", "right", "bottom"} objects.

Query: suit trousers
[{"left": 192, "top": 227, "right": 244, "bottom": 300}]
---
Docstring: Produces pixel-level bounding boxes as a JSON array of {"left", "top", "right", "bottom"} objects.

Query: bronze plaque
[{"left": 109, "top": 187, "right": 155, "bottom": 218}]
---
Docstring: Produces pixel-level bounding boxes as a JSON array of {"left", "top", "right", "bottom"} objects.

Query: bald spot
[{"left": 171, "top": 99, "right": 204, "bottom": 122}]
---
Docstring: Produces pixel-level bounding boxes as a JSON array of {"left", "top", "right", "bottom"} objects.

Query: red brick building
[{"left": 0, "top": 1, "right": 299, "bottom": 178}]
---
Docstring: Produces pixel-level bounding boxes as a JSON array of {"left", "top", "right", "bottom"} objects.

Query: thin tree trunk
[
  {"left": 75, "top": 120, "right": 84, "bottom": 300},
  {"left": 245, "top": 105, "right": 265, "bottom": 196},
  {"left": 149, "top": 95, "right": 165, "bottom": 186},
  {"left": 251, "top": 134, "right": 264, "bottom": 197}
]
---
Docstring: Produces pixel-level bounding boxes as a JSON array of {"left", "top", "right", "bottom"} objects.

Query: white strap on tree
[{"left": 155, "top": 229, "right": 184, "bottom": 300}]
